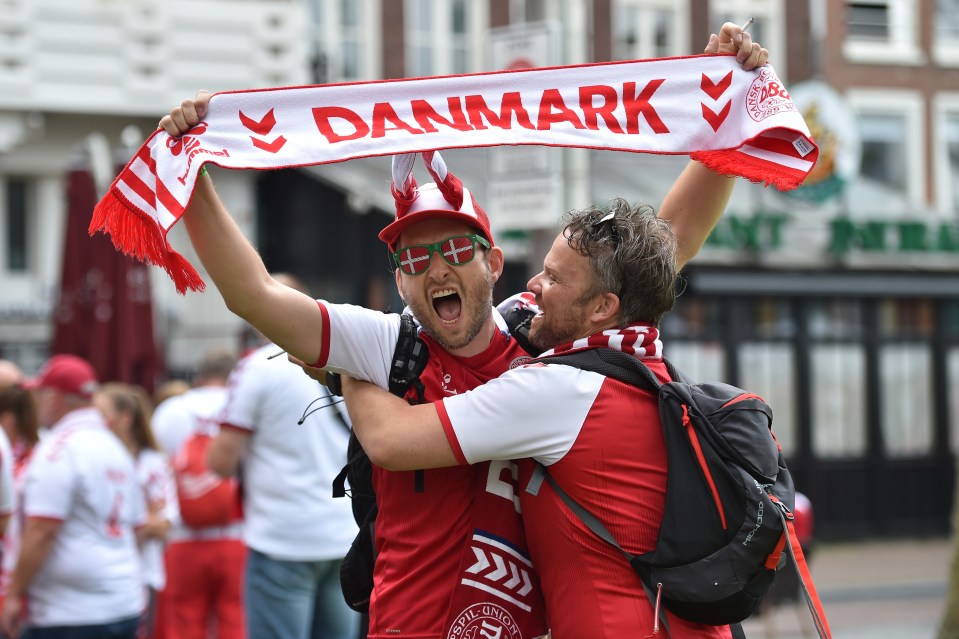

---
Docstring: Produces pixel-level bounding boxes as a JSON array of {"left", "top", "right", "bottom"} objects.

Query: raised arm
[
  {"left": 657, "top": 22, "right": 769, "bottom": 270},
  {"left": 341, "top": 377, "right": 457, "bottom": 471},
  {"left": 160, "top": 93, "right": 324, "bottom": 363}
]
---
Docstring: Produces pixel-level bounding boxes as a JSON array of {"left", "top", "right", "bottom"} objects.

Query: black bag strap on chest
[
  {"left": 331, "top": 313, "right": 430, "bottom": 500},
  {"left": 388, "top": 313, "right": 429, "bottom": 402},
  {"left": 529, "top": 348, "right": 679, "bottom": 634}
]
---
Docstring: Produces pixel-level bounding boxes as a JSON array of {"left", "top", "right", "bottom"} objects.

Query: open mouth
[{"left": 432, "top": 288, "right": 462, "bottom": 325}]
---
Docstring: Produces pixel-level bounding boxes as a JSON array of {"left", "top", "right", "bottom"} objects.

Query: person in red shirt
[
  {"left": 156, "top": 22, "right": 766, "bottom": 639},
  {"left": 341, "top": 199, "right": 740, "bottom": 638}
]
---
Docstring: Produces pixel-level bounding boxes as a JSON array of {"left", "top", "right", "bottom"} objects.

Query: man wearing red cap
[
  {"left": 1, "top": 355, "right": 146, "bottom": 639},
  {"left": 158, "top": 26, "right": 764, "bottom": 639}
]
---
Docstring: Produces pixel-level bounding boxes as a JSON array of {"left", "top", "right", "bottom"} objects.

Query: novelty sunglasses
[{"left": 392, "top": 234, "right": 491, "bottom": 276}]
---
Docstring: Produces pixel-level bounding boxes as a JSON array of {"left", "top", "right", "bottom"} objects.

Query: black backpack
[
  {"left": 531, "top": 348, "right": 832, "bottom": 638},
  {"left": 328, "top": 313, "right": 428, "bottom": 613}
]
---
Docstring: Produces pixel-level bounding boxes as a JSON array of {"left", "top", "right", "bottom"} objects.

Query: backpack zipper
[
  {"left": 682, "top": 404, "right": 727, "bottom": 530},
  {"left": 720, "top": 392, "right": 765, "bottom": 408},
  {"left": 653, "top": 582, "right": 664, "bottom": 634}
]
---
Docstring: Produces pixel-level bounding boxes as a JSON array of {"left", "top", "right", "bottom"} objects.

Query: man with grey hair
[
  {"left": 341, "top": 200, "right": 740, "bottom": 637},
  {"left": 3, "top": 354, "right": 144, "bottom": 638}
]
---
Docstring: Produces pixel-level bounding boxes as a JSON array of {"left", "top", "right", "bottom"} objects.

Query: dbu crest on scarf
[{"left": 746, "top": 67, "right": 796, "bottom": 122}]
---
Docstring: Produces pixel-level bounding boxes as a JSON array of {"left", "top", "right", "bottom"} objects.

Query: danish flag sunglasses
[{"left": 392, "top": 234, "right": 491, "bottom": 276}]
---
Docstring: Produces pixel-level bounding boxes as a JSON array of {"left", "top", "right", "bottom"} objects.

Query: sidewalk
[{"left": 739, "top": 537, "right": 952, "bottom": 639}]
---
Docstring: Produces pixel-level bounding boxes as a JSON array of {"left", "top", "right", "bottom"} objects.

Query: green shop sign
[
  {"left": 829, "top": 219, "right": 959, "bottom": 254},
  {"left": 704, "top": 212, "right": 790, "bottom": 251},
  {"left": 704, "top": 213, "right": 959, "bottom": 255}
]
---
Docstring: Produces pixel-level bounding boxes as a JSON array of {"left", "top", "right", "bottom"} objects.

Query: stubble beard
[
  {"left": 528, "top": 304, "right": 588, "bottom": 353},
  {"left": 404, "top": 269, "right": 495, "bottom": 353}
]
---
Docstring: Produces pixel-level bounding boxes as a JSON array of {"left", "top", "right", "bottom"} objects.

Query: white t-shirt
[
  {"left": 220, "top": 344, "right": 357, "bottom": 561},
  {"left": 151, "top": 386, "right": 229, "bottom": 456},
  {"left": 0, "top": 429, "right": 15, "bottom": 519},
  {"left": 1, "top": 440, "right": 35, "bottom": 596},
  {"left": 136, "top": 448, "right": 176, "bottom": 590},
  {"left": 23, "top": 407, "right": 146, "bottom": 627}
]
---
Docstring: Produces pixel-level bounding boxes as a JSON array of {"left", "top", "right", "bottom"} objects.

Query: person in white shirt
[
  {"left": 0, "top": 382, "right": 41, "bottom": 603},
  {"left": 94, "top": 382, "right": 177, "bottom": 639},
  {"left": 208, "top": 274, "right": 359, "bottom": 639},
  {"left": 1, "top": 354, "right": 145, "bottom": 639},
  {"left": 150, "top": 349, "right": 243, "bottom": 639}
]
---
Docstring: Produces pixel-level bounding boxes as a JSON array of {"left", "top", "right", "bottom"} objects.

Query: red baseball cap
[
  {"left": 24, "top": 355, "right": 99, "bottom": 398},
  {"left": 378, "top": 151, "right": 494, "bottom": 251}
]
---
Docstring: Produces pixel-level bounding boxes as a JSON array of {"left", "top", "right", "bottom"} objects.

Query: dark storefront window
[
  {"left": 879, "top": 299, "right": 934, "bottom": 338},
  {"left": 946, "top": 300, "right": 959, "bottom": 336},
  {"left": 878, "top": 300, "right": 933, "bottom": 455},
  {"left": 661, "top": 297, "right": 726, "bottom": 381},
  {"left": 880, "top": 344, "right": 933, "bottom": 455},
  {"left": 809, "top": 299, "right": 866, "bottom": 457},
  {"left": 951, "top": 348, "right": 959, "bottom": 453},
  {"left": 808, "top": 299, "right": 864, "bottom": 339},
  {"left": 5, "top": 177, "right": 28, "bottom": 272},
  {"left": 947, "top": 302, "right": 959, "bottom": 453},
  {"left": 661, "top": 296, "right": 726, "bottom": 337},
  {"left": 740, "top": 299, "right": 797, "bottom": 451}
]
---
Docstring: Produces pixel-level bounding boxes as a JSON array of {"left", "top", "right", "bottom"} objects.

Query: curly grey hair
[{"left": 561, "top": 198, "right": 677, "bottom": 326}]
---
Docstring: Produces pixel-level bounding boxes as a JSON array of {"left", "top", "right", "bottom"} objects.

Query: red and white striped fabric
[{"left": 90, "top": 55, "right": 818, "bottom": 294}]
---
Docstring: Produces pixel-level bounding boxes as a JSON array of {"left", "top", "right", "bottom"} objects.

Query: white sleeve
[
  {"left": 151, "top": 397, "right": 190, "bottom": 457},
  {"left": 439, "top": 364, "right": 605, "bottom": 466},
  {"left": 23, "top": 438, "right": 78, "bottom": 521},
  {"left": 138, "top": 450, "right": 174, "bottom": 508},
  {"left": 220, "top": 353, "right": 268, "bottom": 433},
  {"left": 320, "top": 302, "right": 401, "bottom": 390},
  {"left": 0, "top": 430, "right": 14, "bottom": 516}
]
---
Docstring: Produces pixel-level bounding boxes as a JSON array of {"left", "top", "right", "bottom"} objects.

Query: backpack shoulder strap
[
  {"left": 529, "top": 462, "right": 671, "bottom": 634},
  {"left": 388, "top": 313, "right": 429, "bottom": 402},
  {"left": 535, "top": 347, "right": 664, "bottom": 393},
  {"left": 331, "top": 313, "right": 430, "bottom": 496},
  {"left": 527, "top": 347, "right": 674, "bottom": 634}
]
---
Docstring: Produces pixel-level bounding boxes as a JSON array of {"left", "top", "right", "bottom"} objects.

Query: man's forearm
[
  {"left": 182, "top": 175, "right": 273, "bottom": 320},
  {"left": 7, "top": 519, "right": 59, "bottom": 599},
  {"left": 658, "top": 160, "right": 734, "bottom": 270}
]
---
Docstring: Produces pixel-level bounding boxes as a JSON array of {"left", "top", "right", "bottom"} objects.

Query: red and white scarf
[
  {"left": 498, "top": 292, "right": 662, "bottom": 359},
  {"left": 90, "top": 55, "right": 818, "bottom": 294},
  {"left": 538, "top": 324, "right": 662, "bottom": 359}
]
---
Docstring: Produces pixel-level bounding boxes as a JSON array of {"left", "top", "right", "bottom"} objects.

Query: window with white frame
[
  {"left": 932, "top": 96, "right": 959, "bottom": 213},
  {"left": 509, "top": 0, "right": 547, "bottom": 23},
  {"left": 847, "top": 91, "right": 925, "bottom": 206},
  {"left": 947, "top": 112, "right": 959, "bottom": 212},
  {"left": 934, "top": 0, "right": 959, "bottom": 65},
  {"left": 613, "top": 0, "right": 688, "bottom": 60},
  {"left": 843, "top": 0, "right": 923, "bottom": 65},
  {"left": 859, "top": 113, "right": 909, "bottom": 192},
  {"left": 3, "top": 177, "right": 30, "bottom": 274},
  {"left": 406, "top": 0, "right": 481, "bottom": 77},
  {"left": 306, "top": 0, "right": 380, "bottom": 82}
]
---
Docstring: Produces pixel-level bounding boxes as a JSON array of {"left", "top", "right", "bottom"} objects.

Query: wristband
[{"left": 199, "top": 165, "right": 208, "bottom": 178}]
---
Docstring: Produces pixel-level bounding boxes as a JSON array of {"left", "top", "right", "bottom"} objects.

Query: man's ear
[
  {"left": 487, "top": 245, "right": 505, "bottom": 284},
  {"left": 394, "top": 268, "right": 406, "bottom": 302},
  {"left": 590, "top": 292, "right": 620, "bottom": 325}
]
